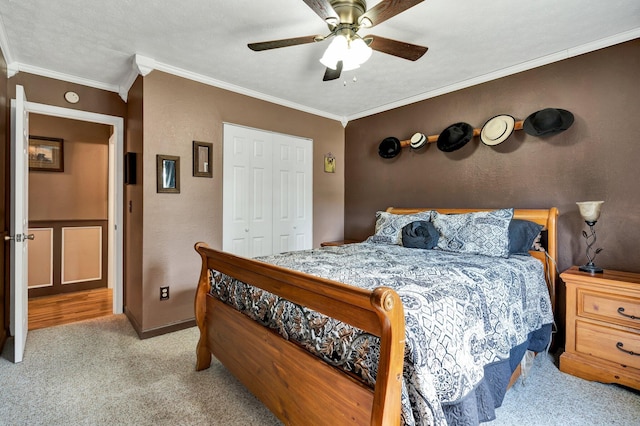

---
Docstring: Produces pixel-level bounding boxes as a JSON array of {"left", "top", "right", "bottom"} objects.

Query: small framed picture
[
  {"left": 29, "top": 136, "right": 64, "bottom": 172},
  {"left": 324, "top": 153, "right": 336, "bottom": 173},
  {"left": 193, "top": 141, "right": 213, "bottom": 178},
  {"left": 157, "top": 154, "right": 180, "bottom": 193}
]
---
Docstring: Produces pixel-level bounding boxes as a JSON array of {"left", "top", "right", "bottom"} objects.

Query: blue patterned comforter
[{"left": 208, "top": 242, "right": 554, "bottom": 425}]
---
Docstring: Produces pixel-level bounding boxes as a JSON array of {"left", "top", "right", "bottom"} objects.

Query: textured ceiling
[{"left": 0, "top": 0, "right": 638, "bottom": 122}]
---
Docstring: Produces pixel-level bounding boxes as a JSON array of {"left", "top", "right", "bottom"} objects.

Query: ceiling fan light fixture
[
  {"left": 319, "top": 34, "right": 348, "bottom": 69},
  {"left": 319, "top": 32, "right": 372, "bottom": 71},
  {"left": 349, "top": 36, "right": 372, "bottom": 64}
]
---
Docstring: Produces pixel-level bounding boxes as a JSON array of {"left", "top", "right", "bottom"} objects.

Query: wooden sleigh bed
[{"left": 194, "top": 207, "right": 558, "bottom": 425}]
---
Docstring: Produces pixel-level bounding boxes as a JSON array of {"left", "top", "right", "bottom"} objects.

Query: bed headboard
[{"left": 385, "top": 207, "right": 559, "bottom": 314}]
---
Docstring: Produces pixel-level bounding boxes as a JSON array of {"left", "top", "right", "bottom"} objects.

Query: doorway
[
  {"left": 27, "top": 113, "right": 114, "bottom": 329},
  {"left": 22, "top": 101, "right": 124, "bottom": 320}
]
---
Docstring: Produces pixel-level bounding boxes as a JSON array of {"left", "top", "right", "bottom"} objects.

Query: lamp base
[{"left": 579, "top": 263, "right": 603, "bottom": 274}]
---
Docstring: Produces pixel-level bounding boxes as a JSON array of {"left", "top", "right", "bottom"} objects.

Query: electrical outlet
[{"left": 160, "top": 286, "right": 170, "bottom": 301}]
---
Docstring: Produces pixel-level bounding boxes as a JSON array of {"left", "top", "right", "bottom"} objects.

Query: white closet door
[
  {"left": 223, "top": 124, "right": 273, "bottom": 258},
  {"left": 272, "top": 134, "right": 313, "bottom": 254}
]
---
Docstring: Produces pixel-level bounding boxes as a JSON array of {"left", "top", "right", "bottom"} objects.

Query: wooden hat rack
[
  {"left": 397, "top": 120, "right": 524, "bottom": 148},
  {"left": 381, "top": 108, "right": 575, "bottom": 158}
]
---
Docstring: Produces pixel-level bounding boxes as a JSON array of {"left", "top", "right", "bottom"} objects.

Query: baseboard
[{"left": 124, "top": 307, "right": 195, "bottom": 339}]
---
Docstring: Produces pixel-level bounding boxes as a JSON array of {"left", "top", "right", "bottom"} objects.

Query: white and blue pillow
[{"left": 432, "top": 209, "right": 514, "bottom": 258}]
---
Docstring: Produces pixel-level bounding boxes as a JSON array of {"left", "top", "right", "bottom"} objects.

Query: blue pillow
[
  {"left": 402, "top": 221, "right": 439, "bottom": 249},
  {"left": 508, "top": 219, "right": 543, "bottom": 255}
]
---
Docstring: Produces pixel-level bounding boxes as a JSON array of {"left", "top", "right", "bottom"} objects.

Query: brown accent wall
[
  {"left": 29, "top": 115, "right": 110, "bottom": 221},
  {"left": 138, "top": 71, "right": 345, "bottom": 332},
  {"left": 125, "top": 76, "right": 144, "bottom": 331},
  {"left": 0, "top": 46, "right": 8, "bottom": 350},
  {"left": 9, "top": 74, "right": 127, "bottom": 118},
  {"left": 345, "top": 39, "right": 640, "bottom": 276}
]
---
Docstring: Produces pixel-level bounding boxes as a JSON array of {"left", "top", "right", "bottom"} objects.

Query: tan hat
[{"left": 480, "top": 114, "right": 515, "bottom": 146}]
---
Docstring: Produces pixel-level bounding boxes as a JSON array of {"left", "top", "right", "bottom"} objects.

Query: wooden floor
[{"left": 28, "top": 288, "right": 113, "bottom": 330}]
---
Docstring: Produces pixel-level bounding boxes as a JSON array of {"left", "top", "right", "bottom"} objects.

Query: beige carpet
[
  {"left": 1, "top": 314, "right": 638, "bottom": 425},
  {"left": 0, "top": 314, "right": 279, "bottom": 425}
]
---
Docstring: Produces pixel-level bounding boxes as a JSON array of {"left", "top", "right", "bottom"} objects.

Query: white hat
[
  {"left": 480, "top": 115, "right": 515, "bottom": 146},
  {"left": 410, "top": 132, "right": 427, "bottom": 149}
]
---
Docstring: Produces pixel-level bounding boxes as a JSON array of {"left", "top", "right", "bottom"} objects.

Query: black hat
[
  {"left": 378, "top": 137, "right": 401, "bottom": 158},
  {"left": 437, "top": 122, "right": 474, "bottom": 152},
  {"left": 523, "top": 108, "right": 574, "bottom": 136}
]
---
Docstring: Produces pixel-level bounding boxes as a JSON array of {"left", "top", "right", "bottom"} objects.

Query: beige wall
[
  {"left": 344, "top": 39, "right": 640, "bottom": 276},
  {"left": 140, "top": 71, "right": 345, "bottom": 331},
  {"left": 29, "top": 115, "right": 110, "bottom": 221}
]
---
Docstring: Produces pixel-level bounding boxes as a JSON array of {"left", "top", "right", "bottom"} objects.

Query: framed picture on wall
[
  {"left": 193, "top": 141, "right": 213, "bottom": 178},
  {"left": 157, "top": 154, "right": 180, "bottom": 193},
  {"left": 324, "top": 153, "right": 336, "bottom": 173},
  {"left": 29, "top": 136, "right": 64, "bottom": 172}
]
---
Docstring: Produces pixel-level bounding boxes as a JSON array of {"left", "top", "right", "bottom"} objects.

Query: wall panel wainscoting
[{"left": 28, "top": 220, "right": 108, "bottom": 298}]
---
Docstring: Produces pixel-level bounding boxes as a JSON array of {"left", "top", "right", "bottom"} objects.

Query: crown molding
[
  {"left": 10, "top": 62, "right": 119, "bottom": 92},
  {"left": 134, "top": 54, "right": 155, "bottom": 76},
  {"left": 118, "top": 68, "right": 139, "bottom": 102},
  {"left": 346, "top": 28, "right": 640, "bottom": 121},
  {"left": 117, "top": 55, "right": 148, "bottom": 102},
  {"left": 7, "top": 61, "right": 19, "bottom": 77}
]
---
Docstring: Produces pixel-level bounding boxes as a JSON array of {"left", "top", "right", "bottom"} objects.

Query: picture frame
[
  {"left": 193, "top": 141, "right": 213, "bottom": 178},
  {"left": 156, "top": 154, "right": 180, "bottom": 193},
  {"left": 29, "top": 136, "right": 64, "bottom": 172},
  {"left": 324, "top": 153, "right": 336, "bottom": 173}
]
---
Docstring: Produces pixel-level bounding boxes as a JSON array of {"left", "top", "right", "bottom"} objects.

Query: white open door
[{"left": 9, "top": 85, "right": 30, "bottom": 363}]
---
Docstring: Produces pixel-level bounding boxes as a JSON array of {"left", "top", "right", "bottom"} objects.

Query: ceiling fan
[{"left": 248, "top": 0, "right": 428, "bottom": 81}]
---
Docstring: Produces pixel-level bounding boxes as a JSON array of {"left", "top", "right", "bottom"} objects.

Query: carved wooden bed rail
[{"left": 194, "top": 243, "right": 406, "bottom": 425}]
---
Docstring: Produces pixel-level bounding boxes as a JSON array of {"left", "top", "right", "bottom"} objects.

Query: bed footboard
[{"left": 194, "top": 242, "right": 406, "bottom": 425}]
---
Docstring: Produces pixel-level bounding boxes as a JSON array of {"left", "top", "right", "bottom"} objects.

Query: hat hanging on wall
[
  {"left": 378, "top": 137, "right": 401, "bottom": 158},
  {"left": 437, "top": 122, "right": 474, "bottom": 152},
  {"left": 523, "top": 108, "right": 574, "bottom": 137},
  {"left": 480, "top": 114, "right": 516, "bottom": 146},
  {"left": 410, "top": 132, "right": 427, "bottom": 149}
]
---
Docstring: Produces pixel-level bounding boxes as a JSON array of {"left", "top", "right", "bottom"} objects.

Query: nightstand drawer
[
  {"left": 579, "top": 289, "right": 640, "bottom": 329},
  {"left": 575, "top": 320, "right": 640, "bottom": 369}
]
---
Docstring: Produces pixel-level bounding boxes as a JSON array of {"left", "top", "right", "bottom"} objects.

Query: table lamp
[{"left": 576, "top": 201, "right": 604, "bottom": 273}]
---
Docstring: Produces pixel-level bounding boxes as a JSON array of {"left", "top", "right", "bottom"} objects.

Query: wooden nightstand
[
  {"left": 320, "top": 239, "right": 360, "bottom": 247},
  {"left": 559, "top": 267, "right": 640, "bottom": 390}
]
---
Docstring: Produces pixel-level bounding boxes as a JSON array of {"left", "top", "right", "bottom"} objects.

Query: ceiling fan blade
[
  {"left": 365, "top": 35, "right": 428, "bottom": 61},
  {"left": 302, "top": 0, "right": 339, "bottom": 22},
  {"left": 360, "top": 0, "right": 424, "bottom": 28},
  {"left": 323, "top": 61, "right": 343, "bottom": 81},
  {"left": 248, "top": 35, "right": 320, "bottom": 51}
]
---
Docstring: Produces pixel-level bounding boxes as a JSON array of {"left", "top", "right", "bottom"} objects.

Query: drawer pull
[
  {"left": 617, "top": 307, "right": 639, "bottom": 320},
  {"left": 616, "top": 342, "right": 639, "bottom": 356}
]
